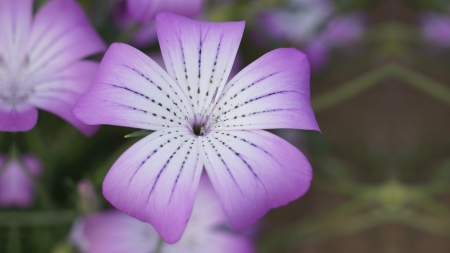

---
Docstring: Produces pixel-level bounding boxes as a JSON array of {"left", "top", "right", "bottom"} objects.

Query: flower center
[
  {"left": 187, "top": 114, "right": 211, "bottom": 137},
  {"left": 193, "top": 124, "right": 203, "bottom": 136},
  {"left": 0, "top": 55, "right": 34, "bottom": 106}
]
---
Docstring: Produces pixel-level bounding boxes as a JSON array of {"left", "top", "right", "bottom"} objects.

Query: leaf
[{"left": 124, "top": 130, "right": 154, "bottom": 138}]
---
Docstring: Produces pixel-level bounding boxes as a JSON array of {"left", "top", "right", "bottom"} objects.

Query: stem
[
  {"left": 311, "top": 63, "right": 394, "bottom": 112},
  {"left": 0, "top": 210, "right": 77, "bottom": 227},
  {"left": 7, "top": 225, "right": 20, "bottom": 253},
  {"left": 257, "top": 198, "right": 372, "bottom": 253},
  {"left": 154, "top": 237, "right": 164, "bottom": 253},
  {"left": 116, "top": 22, "right": 141, "bottom": 43},
  {"left": 393, "top": 64, "right": 450, "bottom": 105}
]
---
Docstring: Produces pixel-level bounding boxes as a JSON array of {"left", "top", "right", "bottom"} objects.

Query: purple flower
[
  {"left": 419, "top": 12, "right": 450, "bottom": 46},
  {"left": 127, "top": 0, "right": 203, "bottom": 23},
  {"left": 303, "top": 40, "right": 329, "bottom": 71},
  {"left": 260, "top": 0, "right": 364, "bottom": 71},
  {"left": 114, "top": 0, "right": 203, "bottom": 46},
  {"left": 0, "top": 0, "right": 106, "bottom": 134},
  {"left": 0, "top": 154, "right": 41, "bottom": 208},
  {"left": 320, "top": 13, "right": 365, "bottom": 47},
  {"left": 73, "top": 13, "right": 319, "bottom": 243},
  {"left": 70, "top": 177, "right": 255, "bottom": 252},
  {"left": 260, "top": 0, "right": 333, "bottom": 44}
]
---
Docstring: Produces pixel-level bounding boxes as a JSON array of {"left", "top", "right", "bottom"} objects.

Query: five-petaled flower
[
  {"left": 73, "top": 12, "right": 320, "bottom": 243},
  {"left": 0, "top": 0, "right": 106, "bottom": 134}
]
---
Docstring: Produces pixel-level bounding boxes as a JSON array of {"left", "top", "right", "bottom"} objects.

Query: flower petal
[
  {"left": 0, "top": 105, "right": 38, "bottom": 132},
  {"left": 21, "top": 154, "right": 41, "bottom": 176},
  {"left": 73, "top": 43, "right": 193, "bottom": 131},
  {"left": 84, "top": 211, "right": 158, "bottom": 253},
  {"left": 26, "top": 0, "right": 106, "bottom": 76},
  {"left": 156, "top": 12, "right": 244, "bottom": 115},
  {"left": 0, "top": 0, "right": 32, "bottom": 63},
  {"left": 103, "top": 128, "right": 203, "bottom": 243},
  {"left": 211, "top": 48, "right": 320, "bottom": 131},
  {"left": 29, "top": 61, "right": 100, "bottom": 136},
  {"left": 0, "top": 158, "right": 38, "bottom": 207},
  {"left": 128, "top": 0, "right": 202, "bottom": 23},
  {"left": 199, "top": 130, "right": 312, "bottom": 230},
  {"left": 173, "top": 233, "right": 255, "bottom": 253},
  {"left": 131, "top": 22, "right": 158, "bottom": 47}
]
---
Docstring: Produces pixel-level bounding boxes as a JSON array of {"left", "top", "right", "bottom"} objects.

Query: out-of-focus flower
[
  {"left": 260, "top": 0, "right": 333, "bottom": 44},
  {"left": 260, "top": 0, "right": 365, "bottom": 70},
  {"left": 320, "top": 13, "right": 365, "bottom": 46},
  {"left": 0, "top": 154, "right": 41, "bottom": 208},
  {"left": 77, "top": 179, "right": 99, "bottom": 213},
  {"left": 419, "top": 12, "right": 450, "bottom": 46},
  {"left": 113, "top": 0, "right": 203, "bottom": 46},
  {"left": 304, "top": 13, "right": 365, "bottom": 70},
  {"left": 303, "top": 40, "right": 329, "bottom": 71},
  {"left": 69, "top": 177, "right": 255, "bottom": 253},
  {"left": 73, "top": 13, "right": 319, "bottom": 243},
  {"left": 0, "top": 0, "right": 106, "bottom": 134},
  {"left": 127, "top": 0, "right": 203, "bottom": 23}
]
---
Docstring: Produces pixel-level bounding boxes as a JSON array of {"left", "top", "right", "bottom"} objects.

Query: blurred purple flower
[
  {"left": 77, "top": 179, "right": 99, "bottom": 212},
  {"left": 419, "top": 12, "right": 450, "bottom": 46},
  {"left": 260, "top": 0, "right": 333, "bottom": 44},
  {"left": 114, "top": 0, "right": 203, "bottom": 46},
  {"left": 73, "top": 13, "right": 319, "bottom": 243},
  {"left": 127, "top": 0, "right": 203, "bottom": 23},
  {"left": 70, "top": 177, "right": 255, "bottom": 252},
  {"left": 304, "top": 13, "right": 364, "bottom": 71},
  {"left": 0, "top": 154, "right": 41, "bottom": 208},
  {"left": 320, "top": 13, "right": 365, "bottom": 46},
  {"left": 260, "top": 0, "right": 364, "bottom": 70},
  {"left": 303, "top": 40, "right": 329, "bottom": 71},
  {"left": 0, "top": 0, "right": 106, "bottom": 134}
]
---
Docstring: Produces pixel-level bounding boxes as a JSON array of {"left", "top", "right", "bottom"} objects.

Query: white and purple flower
[
  {"left": 0, "top": 0, "right": 106, "bottom": 134},
  {"left": 69, "top": 177, "right": 255, "bottom": 253},
  {"left": 73, "top": 13, "right": 319, "bottom": 243},
  {"left": 0, "top": 154, "right": 41, "bottom": 208}
]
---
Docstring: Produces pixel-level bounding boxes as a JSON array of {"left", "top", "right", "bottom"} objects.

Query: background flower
[
  {"left": 0, "top": 0, "right": 105, "bottom": 134},
  {"left": 0, "top": 154, "right": 41, "bottom": 208},
  {"left": 69, "top": 177, "right": 255, "bottom": 253}
]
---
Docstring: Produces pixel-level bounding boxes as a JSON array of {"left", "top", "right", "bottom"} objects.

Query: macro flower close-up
[
  {"left": 73, "top": 12, "right": 319, "bottom": 243},
  {"left": 1, "top": 0, "right": 450, "bottom": 252}
]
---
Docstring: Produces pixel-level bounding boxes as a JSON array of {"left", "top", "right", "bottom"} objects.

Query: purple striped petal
[
  {"left": 73, "top": 43, "right": 193, "bottom": 130},
  {"left": 156, "top": 12, "right": 244, "bottom": 116},
  {"left": 102, "top": 128, "right": 203, "bottom": 243},
  {"left": 211, "top": 48, "right": 320, "bottom": 131},
  {"left": 0, "top": 105, "right": 38, "bottom": 132},
  {"left": 127, "top": 0, "right": 203, "bottom": 23},
  {"left": 27, "top": 0, "right": 106, "bottom": 74},
  {"left": 199, "top": 130, "right": 312, "bottom": 230},
  {"left": 29, "top": 61, "right": 100, "bottom": 136},
  {"left": 0, "top": 0, "right": 32, "bottom": 63}
]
